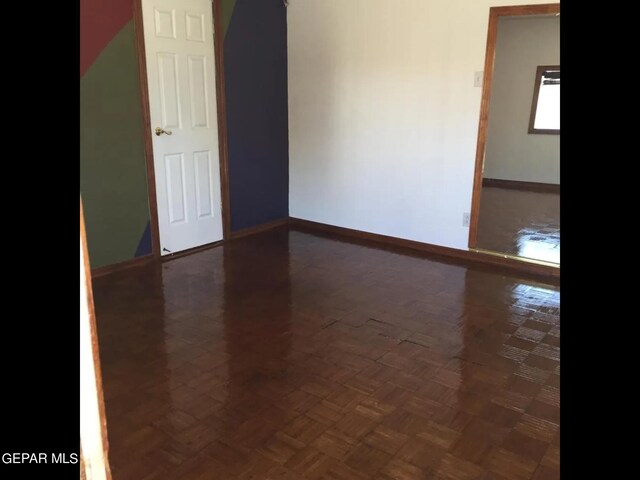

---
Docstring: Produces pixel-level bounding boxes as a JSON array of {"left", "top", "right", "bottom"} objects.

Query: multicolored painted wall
[
  {"left": 80, "top": 0, "right": 289, "bottom": 269},
  {"left": 80, "top": 0, "right": 151, "bottom": 269}
]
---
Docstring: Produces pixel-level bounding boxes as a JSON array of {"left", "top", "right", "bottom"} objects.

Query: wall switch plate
[
  {"left": 463, "top": 212, "right": 470, "bottom": 227},
  {"left": 474, "top": 71, "right": 483, "bottom": 87}
]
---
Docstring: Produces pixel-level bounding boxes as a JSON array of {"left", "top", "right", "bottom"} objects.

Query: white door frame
[{"left": 133, "top": 0, "right": 231, "bottom": 258}]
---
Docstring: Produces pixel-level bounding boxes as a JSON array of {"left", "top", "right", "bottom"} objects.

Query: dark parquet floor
[
  {"left": 477, "top": 187, "right": 560, "bottom": 264},
  {"left": 93, "top": 228, "right": 560, "bottom": 479}
]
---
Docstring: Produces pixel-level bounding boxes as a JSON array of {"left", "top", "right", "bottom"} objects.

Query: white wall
[
  {"left": 483, "top": 16, "right": 560, "bottom": 184},
  {"left": 288, "top": 0, "right": 558, "bottom": 250}
]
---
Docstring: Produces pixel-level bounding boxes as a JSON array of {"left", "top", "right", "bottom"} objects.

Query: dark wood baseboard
[
  {"left": 91, "top": 255, "right": 154, "bottom": 278},
  {"left": 92, "top": 219, "right": 290, "bottom": 278},
  {"left": 289, "top": 217, "right": 559, "bottom": 283},
  {"left": 92, "top": 217, "right": 559, "bottom": 283},
  {"left": 483, "top": 178, "right": 560, "bottom": 194},
  {"left": 161, "top": 240, "right": 224, "bottom": 262},
  {"left": 230, "top": 218, "right": 290, "bottom": 240}
]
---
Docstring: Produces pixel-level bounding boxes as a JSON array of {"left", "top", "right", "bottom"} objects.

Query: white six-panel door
[{"left": 141, "top": 0, "right": 223, "bottom": 255}]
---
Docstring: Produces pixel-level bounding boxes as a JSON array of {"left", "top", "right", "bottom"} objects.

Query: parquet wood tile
[
  {"left": 415, "top": 421, "right": 461, "bottom": 450},
  {"left": 258, "top": 432, "right": 305, "bottom": 464},
  {"left": 478, "top": 404, "right": 521, "bottom": 429},
  {"left": 353, "top": 397, "right": 396, "bottom": 421},
  {"left": 382, "top": 408, "right": 434, "bottom": 437},
  {"left": 504, "top": 376, "right": 543, "bottom": 397},
  {"left": 448, "top": 390, "right": 489, "bottom": 415},
  {"left": 110, "top": 456, "right": 169, "bottom": 480},
  {"left": 171, "top": 421, "right": 223, "bottom": 453},
  {"left": 396, "top": 437, "right": 447, "bottom": 470},
  {"left": 513, "top": 415, "right": 558, "bottom": 443},
  {"left": 525, "top": 401, "right": 560, "bottom": 425},
  {"left": 431, "top": 405, "right": 474, "bottom": 433},
  {"left": 93, "top": 229, "right": 559, "bottom": 479},
  {"left": 416, "top": 381, "right": 457, "bottom": 405},
  {"left": 283, "top": 446, "right": 337, "bottom": 479},
  {"left": 313, "top": 430, "right": 354, "bottom": 460},
  {"left": 362, "top": 425, "right": 409, "bottom": 456},
  {"left": 370, "top": 383, "right": 414, "bottom": 406},
  {"left": 484, "top": 447, "right": 538, "bottom": 480},
  {"left": 281, "top": 415, "right": 330, "bottom": 445},
  {"left": 344, "top": 444, "right": 393, "bottom": 477},
  {"left": 531, "top": 465, "right": 559, "bottom": 480},
  {"left": 374, "top": 458, "right": 425, "bottom": 480},
  {"left": 201, "top": 440, "right": 252, "bottom": 476},
  {"left": 503, "top": 333, "right": 538, "bottom": 351},
  {"left": 162, "top": 453, "right": 232, "bottom": 480},
  {"left": 433, "top": 453, "right": 486, "bottom": 480},
  {"left": 322, "top": 462, "right": 370, "bottom": 480},
  {"left": 540, "top": 445, "right": 559, "bottom": 470},
  {"left": 308, "top": 400, "right": 347, "bottom": 425},
  {"left": 141, "top": 439, "right": 189, "bottom": 472},
  {"left": 329, "top": 412, "right": 378, "bottom": 444},
  {"left": 401, "top": 395, "right": 442, "bottom": 421},
  {"left": 535, "top": 387, "right": 559, "bottom": 408},
  {"left": 545, "top": 374, "right": 559, "bottom": 389},
  {"left": 235, "top": 452, "right": 282, "bottom": 480},
  {"left": 489, "top": 395, "right": 530, "bottom": 417},
  {"left": 501, "top": 430, "right": 549, "bottom": 463},
  {"left": 324, "top": 386, "right": 369, "bottom": 411},
  {"left": 451, "top": 434, "right": 494, "bottom": 465}
]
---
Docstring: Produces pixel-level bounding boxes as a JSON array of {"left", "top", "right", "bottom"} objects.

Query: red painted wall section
[{"left": 80, "top": 0, "right": 133, "bottom": 77}]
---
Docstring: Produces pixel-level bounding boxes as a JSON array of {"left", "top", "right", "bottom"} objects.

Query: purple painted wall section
[{"left": 224, "top": 0, "right": 289, "bottom": 231}]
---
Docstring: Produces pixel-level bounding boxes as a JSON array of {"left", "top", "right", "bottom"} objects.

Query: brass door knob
[{"left": 155, "top": 127, "right": 173, "bottom": 136}]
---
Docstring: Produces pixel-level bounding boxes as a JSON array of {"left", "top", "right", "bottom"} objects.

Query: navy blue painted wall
[{"left": 224, "top": 0, "right": 289, "bottom": 231}]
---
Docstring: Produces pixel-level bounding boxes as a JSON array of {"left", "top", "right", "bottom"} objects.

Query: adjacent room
[
  {"left": 80, "top": 1, "right": 560, "bottom": 479},
  {"left": 474, "top": 14, "right": 560, "bottom": 265}
]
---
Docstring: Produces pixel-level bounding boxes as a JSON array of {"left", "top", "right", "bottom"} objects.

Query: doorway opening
[{"left": 468, "top": 4, "right": 560, "bottom": 266}]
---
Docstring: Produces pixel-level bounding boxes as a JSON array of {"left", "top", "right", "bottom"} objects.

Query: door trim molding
[
  {"left": 133, "top": 0, "right": 232, "bottom": 258},
  {"left": 212, "top": 0, "right": 232, "bottom": 240},
  {"left": 80, "top": 198, "right": 113, "bottom": 479},
  {"left": 468, "top": 3, "right": 560, "bottom": 249},
  {"left": 133, "top": 0, "right": 161, "bottom": 258}
]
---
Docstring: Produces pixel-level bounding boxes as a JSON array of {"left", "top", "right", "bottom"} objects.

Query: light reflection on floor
[
  {"left": 477, "top": 187, "right": 559, "bottom": 264},
  {"left": 517, "top": 232, "right": 560, "bottom": 264}
]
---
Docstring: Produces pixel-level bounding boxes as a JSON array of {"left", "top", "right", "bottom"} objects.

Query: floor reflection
[
  {"left": 92, "top": 228, "right": 560, "bottom": 479},
  {"left": 477, "top": 187, "right": 560, "bottom": 264},
  {"left": 458, "top": 269, "right": 560, "bottom": 462}
]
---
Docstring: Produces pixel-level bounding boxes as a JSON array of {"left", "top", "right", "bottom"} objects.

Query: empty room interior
[{"left": 80, "top": 1, "right": 560, "bottom": 479}]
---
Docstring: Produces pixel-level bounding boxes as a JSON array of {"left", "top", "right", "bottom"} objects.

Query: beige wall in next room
[{"left": 483, "top": 15, "right": 560, "bottom": 185}]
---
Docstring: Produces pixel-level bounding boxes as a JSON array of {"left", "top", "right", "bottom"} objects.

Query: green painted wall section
[
  {"left": 222, "top": 0, "right": 238, "bottom": 37},
  {"left": 80, "top": 21, "right": 150, "bottom": 268}
]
